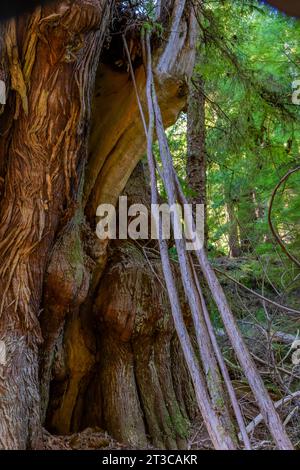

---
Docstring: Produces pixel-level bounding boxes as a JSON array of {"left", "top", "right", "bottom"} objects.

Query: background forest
[{"left": 160, "top": 4, "right": 300, "bottom": 307}]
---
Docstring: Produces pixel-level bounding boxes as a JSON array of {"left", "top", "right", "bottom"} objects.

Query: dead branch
[
  {"left": 239, "top": 391, "right": 300, "bottom": 439},
  {"left": 268, "top": 166, "right": 300, "bottom": 269},
  {"left": 214, "top": 267, "right": 300, "bottom": 317},
  {"left": 191, "top": 261, "right": 251, "bottom": 449},
  {"left": 124, "top": 17, "right": 294, "bottom": 448},
  {"left": 143, "top": 33, "right": 236, "bottom": 450}
]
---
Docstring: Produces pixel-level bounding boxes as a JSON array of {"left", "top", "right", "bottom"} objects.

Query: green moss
[
  {"left": 65, "top": 228, "right": 84, "bottom": 286},
  {"left": 172, "top": 409, "right": 189, "bottom": 439},
  {"left": 166, "top": 402, "right": 189, "bottom": 439}
]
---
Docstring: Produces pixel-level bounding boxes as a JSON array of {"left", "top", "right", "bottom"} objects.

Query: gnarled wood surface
[
  {"left": 0, "top": 0, "right": 199, "bottom": 450},
  {"left": 40, "top": 0, "right": 198, "bottom": 450},
  {"left": 0, "top": 0, "right": 112, "bottom": 449}
]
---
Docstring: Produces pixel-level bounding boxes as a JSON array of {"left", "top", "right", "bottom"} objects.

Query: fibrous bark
[
  {"left": 45, "top": 163, "right": 195, "bottom": 449},
  {"left": 0, "top": 0, "right": 112, "bottom": 449},
  {"left": 187, "top": 53, "right": 207, "bottom": 225},
  {"left": 0, "top": 0, "right": 199, "bottom": 450}
]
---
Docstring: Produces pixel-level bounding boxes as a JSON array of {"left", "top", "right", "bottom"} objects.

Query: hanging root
[
  {"left": 142, "top": 34, "right": 235, "bottom": 450},
  {"left": 124, "top": 27, "right": 294, "bottom": 450}
]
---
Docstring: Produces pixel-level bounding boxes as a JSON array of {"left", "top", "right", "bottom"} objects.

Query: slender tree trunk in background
[
  {"left": 251, "top": 189, "right": 264, "bottom": 220},
  {"left": 226, "top": 199, "right": 241, "bottom": 258},
  {"left": 187, "top": 54, "right": 207, "bottom": 244},
  {"left": 237, "top": 191, "right": 259, "bottom": 254}
]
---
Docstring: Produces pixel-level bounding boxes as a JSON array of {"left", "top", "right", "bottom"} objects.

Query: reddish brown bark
[
  {"left": 0, "top": 0, "right": 200, "bottom": 450},
  {"left": 44, "top": 164, "right": 194, "bottom": 449},
  {"left": 0, "top": 0, "right": 112, "bottom": 449}
]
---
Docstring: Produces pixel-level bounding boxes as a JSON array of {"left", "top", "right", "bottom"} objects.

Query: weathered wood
[{"left": 0, "top": 0, "right": 112, "bottom": 449}]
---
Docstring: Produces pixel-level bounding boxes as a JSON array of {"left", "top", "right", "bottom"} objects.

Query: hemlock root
[{"left": 124, "top": 21, "right": 294, "bottom": 449}]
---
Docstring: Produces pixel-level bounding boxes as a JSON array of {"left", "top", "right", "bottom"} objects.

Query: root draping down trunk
[{"left": 135, "top": 31, "right": 293, "bottom": 450}]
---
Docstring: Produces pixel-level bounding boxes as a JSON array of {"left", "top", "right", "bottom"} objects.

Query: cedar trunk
[{"left": 0, "top": 0, "right": 197, "bottom": 449}]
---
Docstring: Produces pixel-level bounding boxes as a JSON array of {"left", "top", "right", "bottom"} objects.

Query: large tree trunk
[
  {"left": 0, "top": 0, "right": 113, "bottom": 449},
  {"left": 44, "top": 163, "right": 197, "bottom": 449},
  {"left": 0, "top": 0, "right": 197, "bottom": 449}
]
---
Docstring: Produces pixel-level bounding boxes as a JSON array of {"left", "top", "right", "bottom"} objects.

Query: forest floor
[
  {"left": 42, "top": 428, "right": 131, "bottom": 451},
  {"left": 207, "top": 256, "right": 300, "bottom": 449}
]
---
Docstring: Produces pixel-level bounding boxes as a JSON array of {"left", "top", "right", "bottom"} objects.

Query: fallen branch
[
  {"left": 214, "top": 267, "right": 300, "bottom": 317},
  {"left": 239, "top": 391, "right": 300, "bottom": 439},
  {"left": 250, "top": 352, "right": 300, "bottom": 381},
  {"left": 216, "top": 325, "right": 297, "bottom": 347}
]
